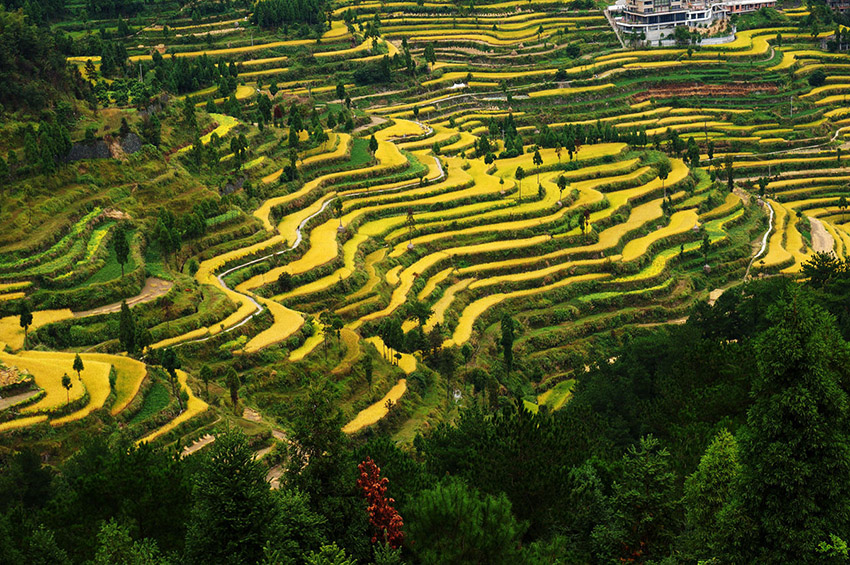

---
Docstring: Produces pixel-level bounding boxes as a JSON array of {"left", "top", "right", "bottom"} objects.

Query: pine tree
[
  {"left": 18, "top": 302, "right": 33, "bottom": 350},
  {"left": 112, "top": 224, "right": 130, "bottom": 278},
  {"left": 732, "top": 289, "right": 850, "bottom": 563},
  {"left": 183, "top": 98, "right": 197, "bottom": 131},
  {"left": 225, "top": 367, "right": 240, "bottom": 406},
  {"left": 118, "top": 301, "right": 136, "bottom": 354},
  {"left": 592, "top": 435, "right": 680, "bottom": 563},
  {"left": 73, "top": 353, "right": 85, "bottom": 381},
  {"left": 159, "top": 347, "right": 183, "bottom": 413},
  {"left": 683, "top": 428, "right": 741, "bottom": 560},
  {"left": 185, "top": 428, "right": 275, "bottom": 565}
]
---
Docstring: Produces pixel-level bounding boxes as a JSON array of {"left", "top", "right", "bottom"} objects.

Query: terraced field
[{"left": 3, "top": 0, "right": 850, "bottom": 446}]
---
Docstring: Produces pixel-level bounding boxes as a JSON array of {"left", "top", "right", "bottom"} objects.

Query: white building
[{"left": 611, "top": 0, "right": 775, "bottom": 42}]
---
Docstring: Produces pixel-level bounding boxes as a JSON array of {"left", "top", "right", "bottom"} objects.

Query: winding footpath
[
  {"left": 168, "top": 136, "right": 446, "bottom": 351},
  {"left": 745, "top": 197, "right": 775, "bottom": 280}
]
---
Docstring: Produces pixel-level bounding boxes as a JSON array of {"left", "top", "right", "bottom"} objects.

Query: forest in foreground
[
  {"left": 3, "top": 261, "right": 850, "bottom": 564},
  {"left": 4, "top": 0, "right": 850, "bottom": 561}
]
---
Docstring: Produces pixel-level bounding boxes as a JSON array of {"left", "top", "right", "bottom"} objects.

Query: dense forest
[
  {"left": 0, "top": 7, "right": 87, "bottom": 111},
  {"left": 5, "top": 0, "right": 850, "bottom": 562},
  {"left": 2, "top": 255, "right": 850, "bottom": 564}
]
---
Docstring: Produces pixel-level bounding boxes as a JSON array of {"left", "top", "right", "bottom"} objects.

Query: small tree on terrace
[
  {"left": 182, "top": 97, "right": 197, "bottom": 131},
  {"left": 515, "top": 166, "right": 525, "bottom": 201},
  {"left": 200, "top": 364, "right": 213, "bottom": 397},
  {"left": 406, "top": 208, "right": 416, "bottom": 244},
  {"left": 404, "top": 300, "right": 433, "bottom": 327},
  {"left": 159, "top": 347, "right": 183, "bottom": 413},
  {"left": 657, "top": 159, "right": 672, "bottom": 198},
  {"left": 119, "top": 301, "right": 136, "bottom": 354},
  {"left": 225, "top": 367, "right": 240, "bottom": 407},
  {"left": 369, "top": 135, "right": 379, "bottom": 154},
  {"left": 839, "top": 195, "right": 848, "bottom": 222},
  {"left": 84, "top": 59, "right": 97, "bottom": 80},
  {"left": 331, "top": 318, "right": 344, "bottom": 359},
  {"left": 62, "top": 374, "right": 72, "bottom": 405},
  {"left": 532, "top": 149, "right": 543, "bottom": 185},
  {"left": 725, "top": 154, "right": 735, "bottom": 192},
  {"left": 73, "top": 354, "right": 84, "bottom": 381},
  {"left": 686, "top": 137, "right": 700, "bottom": 168},
  {"left": 424, "top": 43, "right": 437, "bottom": 66},
  {"left": 808, "top": 69, "right": 827, "bottom": 87},
  {"left": 581, "top": 209, "right": 591, "bottom": 239},
  {"left": 18, "top": 302, "right": 32, "bottom": 350},
  {"left": 113, "top": 223, "right": 130, "bottom": 278},
  {"left": 333, "top": 198, "right": 344, "bottom": 228},
  {"left": 557, "top": 174, "right": 569, "bottom": 204}
]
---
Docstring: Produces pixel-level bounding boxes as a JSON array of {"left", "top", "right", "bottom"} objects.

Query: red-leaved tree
[{"left": 357, "top": 457, "right": 404, "bottom": 549}]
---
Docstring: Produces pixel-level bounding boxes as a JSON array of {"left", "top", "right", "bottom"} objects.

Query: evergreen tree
[
  {"left": 200, "top": 364, "right": 213, "bottom": 397},
  {"left": 118, "top": 301, "right": 136, "bottom": 354},
  {"left": 683, "top": 428, "right": 741, "bottom": 560},
  {"left": 182, "top": 98, "right": 197, "bottom": 131},
  {"left": 112, "top": 224, "right": 130, "bottom": 278},
  {"left": 18, "top": 301, "right": 32, "bottom": 349},
  {"left": 406, "top": 478, "right": 525, "bottom": 565},
  {"left": 91, "top": 520, "right": 169, "bottom": 565},
  {"left": 592, "top": 435, "right": 680, "bottom": 563},
  {"left": 61, "top": 373, "right": 72, "bottom": 405},
  {"left": 72, "top": 353, "right": 84, "bottom": 381},
  {"left": 225, "top": 367, "right": 240, "bottom": 406},
  {"left": 141, "top": 113, "right": 161, "bottom": 146},
  {"left": 287, "top": 379, "right": 370, "bottom": 561},
  {"left": 732, "top": 289, "right": 850, "bottom": 563},
  {"left": 158, "top": 347, "right": 183, "bottom": 413},
  {"left": 185, "top": 428, "right": 276, "bottom": 565}
]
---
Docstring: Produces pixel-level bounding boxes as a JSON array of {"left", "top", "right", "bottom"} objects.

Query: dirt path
[
  {"left": 242, "top": 407, "right": 290, "bottom": 489},
  {"left": 809, "top": 217, "right": 835, "bottom": 254},
  {"left": 180, "top": 433, "right": 215, "bottom": 458},
  {"left": 708, "top": 288, "right": 725, "bottom": 306},
  {"left": 0, "top": 389, "right": 40, "bottom": 411},
  {"left": 636, "top": 317, "right": 688, "bottom": 328},
  {"left": 745, "top": 198, "right": 775, "bottom": 279},
  {"left": 352, "top": 115, "right": 388, "bottom": 134},
  {"left": 740, "top": 166, "right": 850, "bottom": 183},
  {"left": 74, "top": 277, "right": 173, "bottom": 318},
  {"left": 266, "top": 465, "right": 284, "bottom": 489}
]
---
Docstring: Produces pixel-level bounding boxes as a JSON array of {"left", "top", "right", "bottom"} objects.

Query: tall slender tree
[
  {"left": 62, "top": 373, "right": 72, "bottom": 405},
  {"left": 119, "top": 301, "right": 136, "bottom": 354},
  {"left": 73, "top": 354, "right": 84, "bottom": 381},
  {"left": 113, "top": 224, "right": 130, "bottom": 278},
  {"left": 18, "top": 302, "right": 32, "bottom": 350}
]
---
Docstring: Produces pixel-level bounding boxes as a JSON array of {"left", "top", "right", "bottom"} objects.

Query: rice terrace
[{"left": 3, "top": 0, "right": 850, "bottom": 562}]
